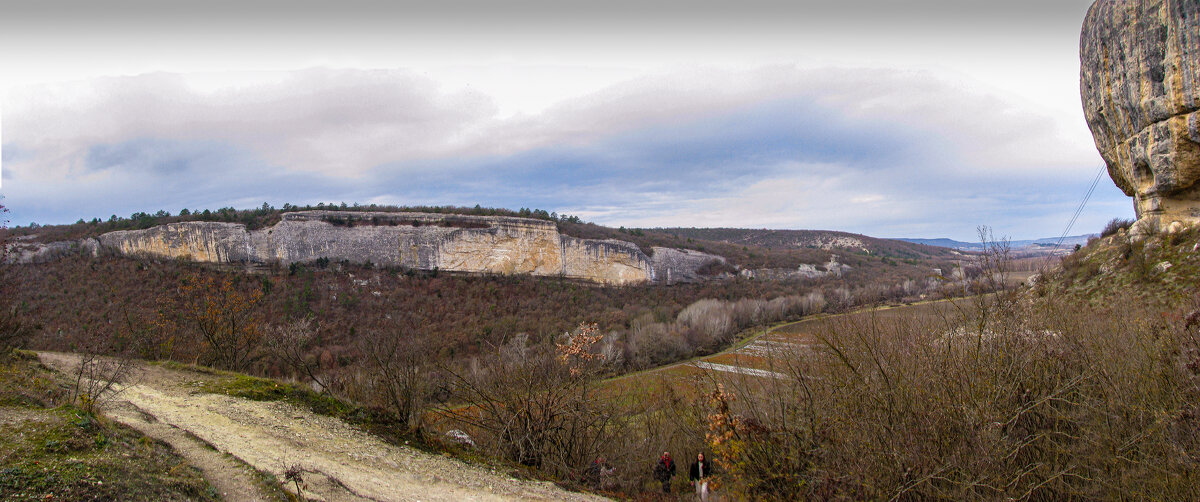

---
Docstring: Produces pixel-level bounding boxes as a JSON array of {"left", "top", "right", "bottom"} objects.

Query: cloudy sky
[{"left": 0, "top": 0, "right": 1130, "bottom": 240}]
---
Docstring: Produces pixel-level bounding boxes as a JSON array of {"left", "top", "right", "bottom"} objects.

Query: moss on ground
[
  {"left": 199, "top": 373, "right": 354, "bottom": 418},
  {"left": 0, "top": 353, "right": 218, "bottom": 501}
]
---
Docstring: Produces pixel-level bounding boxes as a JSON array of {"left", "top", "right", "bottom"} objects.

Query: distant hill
[
  {"left": 651, "top": 227, "right": 960, "bottom": 260},
  {"left": 894, "top": 235, "right": 1096, "bottom": 251}
]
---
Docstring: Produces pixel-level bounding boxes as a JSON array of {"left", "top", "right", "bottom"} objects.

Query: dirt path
[
  {"left": 37, "top": 352, "right": 606, "bottom": 502},
  {"left": 104, "top": 400, "right": 273, "bottom": 502}
]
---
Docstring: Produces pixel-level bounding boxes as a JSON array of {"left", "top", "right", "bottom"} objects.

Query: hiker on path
[
  {"left": 582, "top": 456, "right": 612, "bottom": 489},
  {"left": 653, "top": 451, "right": 676, "bottom": 493},
  {"left": 689, "top": 452, "right": 715, "bottom": 501}
]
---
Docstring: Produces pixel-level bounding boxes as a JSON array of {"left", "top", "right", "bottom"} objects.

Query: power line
[{"left": 1041, "top": 164, "right": 1107, "bottom": 271}]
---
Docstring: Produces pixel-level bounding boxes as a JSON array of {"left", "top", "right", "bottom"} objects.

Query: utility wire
[{"left": 1041, "top": 164, "right": 1107, "bottom": 271}]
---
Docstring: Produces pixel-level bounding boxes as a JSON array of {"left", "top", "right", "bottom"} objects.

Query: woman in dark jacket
[{"left": 689, "top": 453, "right": 715, "bottom": 500}]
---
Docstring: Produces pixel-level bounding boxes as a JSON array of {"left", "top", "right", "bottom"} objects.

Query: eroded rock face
[
  {"left": 561, "top": 237, "right": 655, "bottom": 285},
  {"left": 1081, "top": 0, "right": 1200, "bottom": 231},
  {"left": 13, "top": 211, "right": 727, "bottom": 285},
  {"left": 649, "top": 247, "right": 728, "bottom": 284}
]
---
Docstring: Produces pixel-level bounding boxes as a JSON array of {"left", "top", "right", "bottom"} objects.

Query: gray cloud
[
  {"left": 2, "top": 64, "right": 1125, "bottom": 240},
  {"left": 6, "top": 69, "right": 497, "bottom": 176}
]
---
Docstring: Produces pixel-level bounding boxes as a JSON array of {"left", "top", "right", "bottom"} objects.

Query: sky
[{"left": 0, "top": 0, "right": 1132, "bottom": 241}]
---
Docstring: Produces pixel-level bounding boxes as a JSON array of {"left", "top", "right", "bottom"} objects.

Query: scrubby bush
[
  {"left": 443, "top": 323, "right": 631, "bottom": 478},
  {"left": 699, "top": 292, "right": 1200, "bottom": 500},
  {"left": 159, "top": 274, "right": 265, "bottom": 371},
  {"left": 1100, "top": 217, "right": 1134, "bottom": 238}
]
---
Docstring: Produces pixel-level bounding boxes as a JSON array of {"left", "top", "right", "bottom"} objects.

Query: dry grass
[{"left": 700, "top": 291, "right": 1200, "bottom": 500}]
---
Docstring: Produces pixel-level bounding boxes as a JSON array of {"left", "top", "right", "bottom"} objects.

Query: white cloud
[
  {"left": 1, "top": 64, "right": 1124, "bottom": 239},
  {"left": 4, "top": 69, "right": 499, "bottom": 177}
]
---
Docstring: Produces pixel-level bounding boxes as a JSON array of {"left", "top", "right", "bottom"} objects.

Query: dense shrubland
[
  {"left": 5, "top": 204, "right": 1010, "bottom": 498},
  {"left": 695, "top": 289, "right": 1200, "bottom": 499},
  {"left": 11, "top": 245, "right": 954, "bottom": 376},
  {"left": 431, "top": 226, "right": 1200, "bottom": 499},
  {"left": 659, "top": 226, "right": 1200, "bottom": 499}
]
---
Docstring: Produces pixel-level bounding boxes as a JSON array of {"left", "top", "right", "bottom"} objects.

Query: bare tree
[
  {"left": 358, "top": 327, "right": 430, "bottom": 432},
  {"left": 163, "top": 274, "right": 265, "bottom": 371},
  {"left": 0, "top": 201, "right": 35, "bottom": 354},
  {"left": 442, "top": 323, "right": 627, "bottom": 477},
  {"left": 265, "top": 317, "right": 332, "bottom": 393}
]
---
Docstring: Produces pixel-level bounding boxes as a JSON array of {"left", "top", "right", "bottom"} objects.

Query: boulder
[{"left": 1081, "top": 0, "right": 1200, "bottom": 232}]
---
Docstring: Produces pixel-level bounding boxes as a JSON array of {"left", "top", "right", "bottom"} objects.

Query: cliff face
[
  {"left": 1081, "top": 0, "right": 1200, "bottom": 234},
  {"left": 28, "top": 211, "right": 727, "bottom": 285},
  {"left": 561, "top": 237, "right": 655, "bottom": 285}
]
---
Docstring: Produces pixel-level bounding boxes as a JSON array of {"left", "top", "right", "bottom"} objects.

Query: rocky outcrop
[
  {"left": 99, "top": 222, "right": 258, "bottom": 263},
  {"left": 4, "top": 237, "right": 92, "bottom": 264},
  {"left": 649, "top": 247, "right": 728, "bottom": 284},
  {"left": 561, "top": 237, "right": 655, "bottom": 285},
  {"left": 10, "top": 211, "right": 727, "bottom": 285},
  {"left": 739, "top": 255, "right": 851, "bottom": 281},
  {"left": 1081, "top": 0, "right": 1200, "bottom": 234}
]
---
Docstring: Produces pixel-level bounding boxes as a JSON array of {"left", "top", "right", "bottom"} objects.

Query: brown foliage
[
  {"left": 163, "top": 274, "right": 264, "bottom": 371},
  {"left": 355, "top": 324, "right": 430, "bottom": 432},
  {"left": 443, "top": 323, "right": 626, "bottom": 477}
]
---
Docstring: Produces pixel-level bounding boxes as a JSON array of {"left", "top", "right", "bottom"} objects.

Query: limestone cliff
[
  {"left": 13, "top": 211, "right": 727, "bottom": 285},
  {"left": 1081, "top": 0, "right": 1200, "bottom": 233},
  {"left": 738, "top": 255, "right": 851, "bottom": 281},
  {"left": 561, "top": 237, "right": 655, "bottom": 285}
]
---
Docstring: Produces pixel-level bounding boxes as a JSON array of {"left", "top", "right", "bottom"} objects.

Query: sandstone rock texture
[
  {"left": 14, "top": 211, "right": 729, "bottom": 285},
  {"left": 1081, "top": 0, "right": 1200, "bottom": 232}
]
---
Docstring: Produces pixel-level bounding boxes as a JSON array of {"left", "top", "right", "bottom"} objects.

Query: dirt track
[{"left": 37, "top": 352, "right": 606, "bottom": 502}]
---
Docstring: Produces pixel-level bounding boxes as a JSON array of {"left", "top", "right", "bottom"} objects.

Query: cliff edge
[{"left": 13, "top": 211, "right": 726, "bottom": 285}]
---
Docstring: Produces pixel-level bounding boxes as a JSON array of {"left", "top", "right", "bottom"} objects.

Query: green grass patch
[
  {"left": 0, "top": 353, "right": 68, "bottom": 408},
  {"left": 200, "top": 374, "right": 353, "bottom": 418},
  {"left": 0, "top": 353, "right": 218, "bottom": 501},
  {"left": 0, "top": 406, "right": 217, "bottom": 501}
]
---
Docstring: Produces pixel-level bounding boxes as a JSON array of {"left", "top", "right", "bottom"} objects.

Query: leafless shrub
[
  {"left": 264, "top": 317, "right": 333, "bottom": 393},
  {"left": 351, "top": 325, "right": 430, "bottom": 432},
  {"left": 443, "top": 323, "right": 629, "bottom": 477},
  {"left": 160, "top": 274, "right": 264, "bottom": 371},
  {"left": 70, "top": 348, "right": 139, "bottom": 413},
  {"left": 282, "top": 463, "right": 308, "bottom": 501},
  {"left": 697, "top": 290, "right": 1200, "bottom": 500},
  {"left": 1100, "top": 217, "right": 1134, "bottom": 238},
  {"left": 0, "top": 204, "right": 35, "bottom": 354}
]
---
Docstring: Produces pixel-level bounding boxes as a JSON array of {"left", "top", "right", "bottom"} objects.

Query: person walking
[
  {"left": 689, "top": 452, "right": 714, "bottom": 501},
  {"left": 653, "top": 451, "right": 676, "bottom": 493},
  {"left": 582, "top": 456, "right": 612, "bottom": 490}
]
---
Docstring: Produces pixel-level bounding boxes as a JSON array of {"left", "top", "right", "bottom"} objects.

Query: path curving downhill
[{"left": 37, "top": 352, "right": 606, "bottom": 502}]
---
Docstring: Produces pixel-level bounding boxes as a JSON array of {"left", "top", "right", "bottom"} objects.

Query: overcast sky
[{"left": 0, "top": 0, "right": 1130, "bottom": 240}]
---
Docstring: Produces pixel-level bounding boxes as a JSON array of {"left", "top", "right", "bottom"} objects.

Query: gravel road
[{"left": 38, "top": 352, "right": 606, "bottom": 502}]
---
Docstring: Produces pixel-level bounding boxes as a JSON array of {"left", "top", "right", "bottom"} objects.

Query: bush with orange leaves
[
  {"left": 161, "top": 274, "right": 265, "bottom": 371},
  {"left": 443, "top": 322, "right": 625, "bottom": 479},
  {"left": 556, "top": 322, "right": 606, "bottom": 375},
  {"left": 704, "top": 383, "right": 811, "bottom": 501}
]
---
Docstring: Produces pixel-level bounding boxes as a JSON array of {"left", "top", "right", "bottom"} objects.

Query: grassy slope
[
  {"left": 0, "top": 351, "right": 218, "bottom": 501},
  {"left": 1036, "top": 227, "right": 1200, "bottom": 309}
]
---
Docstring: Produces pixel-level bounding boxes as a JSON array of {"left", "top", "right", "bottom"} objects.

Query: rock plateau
[{"left": 7, "top": 211, "right": 727, "bottom": 285}]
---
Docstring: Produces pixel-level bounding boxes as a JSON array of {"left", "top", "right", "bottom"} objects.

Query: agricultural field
[{"left": 601, "top": 298, "right": 974, "bottom": 396}]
